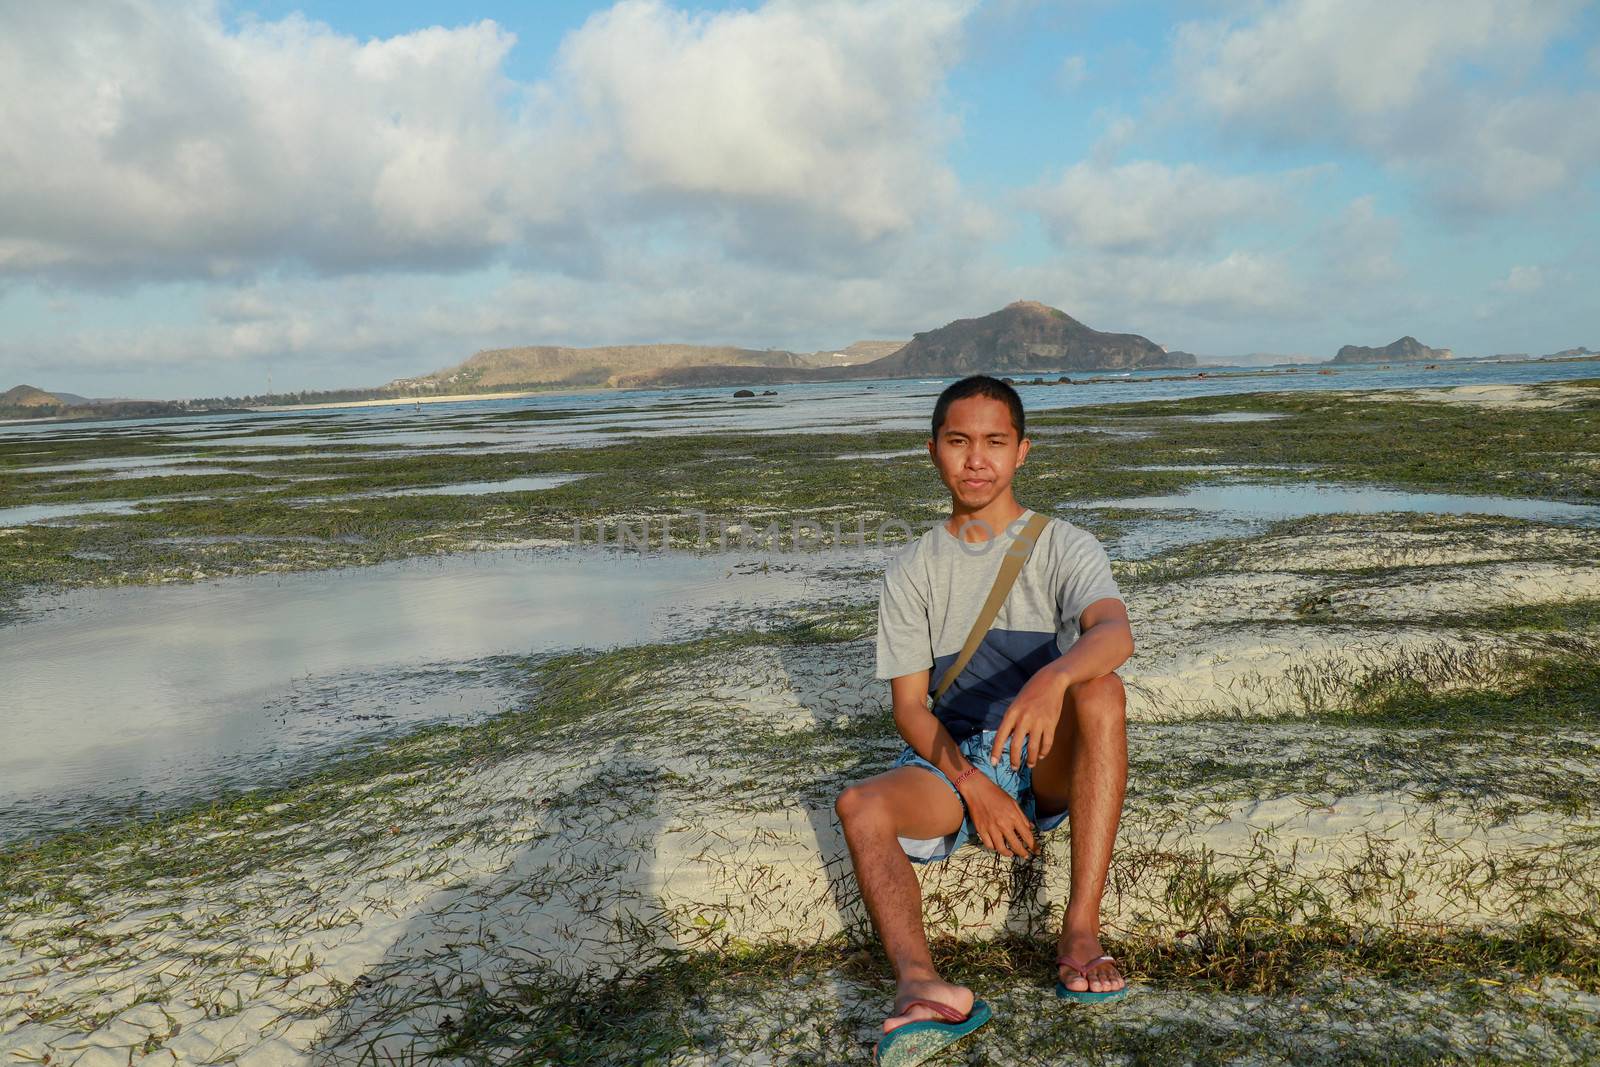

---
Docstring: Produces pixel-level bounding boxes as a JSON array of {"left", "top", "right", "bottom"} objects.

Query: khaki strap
[{"left": 930, "top": 510, "right": 1050, "bottom": 709}]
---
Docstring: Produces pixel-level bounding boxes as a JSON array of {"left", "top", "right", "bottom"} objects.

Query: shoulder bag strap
[{"left": 929, "top": 510, "right": 1050, "bottom": 709}]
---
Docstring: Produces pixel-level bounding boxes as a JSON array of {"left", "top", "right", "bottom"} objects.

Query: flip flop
[
  {"left": 872, "top": 997, "right": 992, "bottom": 1066},
  {"left": 1055, "top": 954, "right": 1130, "bottom": 1003}
]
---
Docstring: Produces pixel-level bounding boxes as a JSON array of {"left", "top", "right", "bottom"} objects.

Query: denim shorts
[{"left": 891, "top": 728, "right": 1069, "bottom": 864}]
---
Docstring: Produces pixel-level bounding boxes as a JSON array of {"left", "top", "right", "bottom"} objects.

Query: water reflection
[
  {"left": 0, "top": 495, "right": 203, "bottom": 526},
  {"left": 1072, "top": 480, "right": 1599, "bottom": 560},
  {"left": 374, "top": 474, "right": 590, "bottom": 497},
  {"left": 1076, "top": 482, "right": 1600, "bottom": 523},
  {"left": 0, "top": 545, "right": 875, "bottom": 840}
]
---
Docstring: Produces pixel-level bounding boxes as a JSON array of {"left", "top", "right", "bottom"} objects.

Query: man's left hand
[{"left": 989, "top": 668, "right": 1068, "bottom": 770}]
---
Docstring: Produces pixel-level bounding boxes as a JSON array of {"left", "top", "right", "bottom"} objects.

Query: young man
[{"left": 835, "top": 374, "right": 1134, "bottom": 1056}]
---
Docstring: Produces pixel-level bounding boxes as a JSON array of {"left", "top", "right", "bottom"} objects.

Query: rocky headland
[
  {"left": 613, "top": 301, "right": 1191, "bottom": 388},
  {"left": 0, "top": 385, "right": 248, "bottom": 422},
  {"left": 1330, "top": 336, "right": 1453, "bottom": 364},
  {"left": 858, "top": 300, "right": 1192, "bottom": 378}
]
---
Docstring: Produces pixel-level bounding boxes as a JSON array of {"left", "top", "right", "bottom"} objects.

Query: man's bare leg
[
  {"left": 835, "top": 767, "right": 972, "bottom": 1033},
  {"left": 1029, "top": 671, "right": 1128, "bottom": 994}
]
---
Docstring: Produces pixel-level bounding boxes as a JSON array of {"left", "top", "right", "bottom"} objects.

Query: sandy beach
[{"left": 3, "top": 374, "right": 1598, "bottom": 1064}]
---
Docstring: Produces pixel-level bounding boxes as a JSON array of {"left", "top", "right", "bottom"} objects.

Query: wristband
[{"left": 950, "top": 765, "right": 980, "bottom": 790}]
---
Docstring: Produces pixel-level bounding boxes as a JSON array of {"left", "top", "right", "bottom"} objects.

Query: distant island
[
  {"left": 0, "top": 384, "right": 250, "bottom": 422},
  {"left": 1, "top": 384, "right": 59, "bottom": 409},
  {"left": 1330, "top": 336, "right": 1452, "bottom": 364},
  {"left": 850, "top": 300, "right": 1191, "bottom": 377},
  {"left": 1489, "top": 346, "right": 1599, "bottom": 361},
  {"left": 373, "top": 300, "right": 1187, "bottom": 393},
  {"left": 12, "top": 309, "right": 1594, "bottom": 422}
]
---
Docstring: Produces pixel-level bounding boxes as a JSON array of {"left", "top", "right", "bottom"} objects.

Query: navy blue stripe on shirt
[{"left": 930, "top": 627, "right": 1061, "bottom": 743}]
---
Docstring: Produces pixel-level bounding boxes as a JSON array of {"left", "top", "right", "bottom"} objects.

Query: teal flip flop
[
  {"left": 873, "top": 998, "right": 992, "bottom": 1066},
  {"left": 1055, "top": 954, "right": 1130, "bottom": 1003}
]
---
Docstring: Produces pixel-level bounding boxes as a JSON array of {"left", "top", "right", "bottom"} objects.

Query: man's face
[{"left": 927, "top": 395, "right": 1029, "bottom": 510}]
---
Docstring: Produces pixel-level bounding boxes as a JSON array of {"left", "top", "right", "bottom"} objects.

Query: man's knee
[
  {"left": 1066, "top": 671, "right": 1126, "bottom": 717},
  {"left": 835, "top": 782, "right": 882, "bottom": 827},
  {"left": 1068, "top": 670, "right": 1124, "bottom": 701}
]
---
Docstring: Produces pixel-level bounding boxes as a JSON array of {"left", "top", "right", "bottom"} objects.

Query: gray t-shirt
[{"left": 874, "top": 508, "right": 1124, "bottom": 744}]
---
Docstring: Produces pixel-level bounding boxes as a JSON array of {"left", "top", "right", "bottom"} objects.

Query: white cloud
[
  {"left": 1318, "top": 195, "right": 1403, "bottom": 288},
  {"left": 0, "top": 4, "right": 553, "bottom": 280},
  {"left": 1493, "top": 265, "right": 1546, "bottom": 293},
  {"left": 0, "top": 0, "right": 976, "bottom": 284},
  {"left": 1026, "top": 160, "right": 1287, "bottom": 254},
  {"left": 1423, "top": 89, "right": 1600, "bottom": 212},
  {"left": 0, "top": 234, "right": 1018, "bottom": 387},
  {"left": 1053, "top": 249, "right": 1308, "bottom": 323},
  {"left": 1056, "top": 54, "right": 1088, "bottom": 89},
  {"left": 557, "top": 0, "right": 971, "bottom": 249},
  {"left": 1175, "top": 0, "right": 1564, "bottom": 125},
  {"left": 1173, "top": 0, "right": 1600, "bottom": 213}
]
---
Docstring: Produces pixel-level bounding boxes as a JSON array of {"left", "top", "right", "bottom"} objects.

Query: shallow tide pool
[
  {"left": 0, "top": 545, "right": 876, "bottom": 841},
  {"left": 1070, "top": 481, "right": 1600, "bottom": 559},
  {"left": 375, "top": 474, "right": 590, "bottom": 496},
  {"left": 0, "top": 495, "right": 208, "bottom": 527},
  {"left": 1077, "top": 482, "right": 1600, "bottom": 523}
]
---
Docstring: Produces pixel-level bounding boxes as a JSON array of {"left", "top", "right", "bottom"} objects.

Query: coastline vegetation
[
  {"left": 2, "top": 379, "right": 1596, "bottom": 616},
  {"left": 2, "top": 378, "right": 1598, "bottom": 1063},
  {"left": 4, "top": 579, "right": 1597, "bottom": 1061}
]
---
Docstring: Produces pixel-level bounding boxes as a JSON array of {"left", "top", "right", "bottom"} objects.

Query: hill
[
  {"left": 856, "top": 301, "right": 1191, "bottom": 377},
  {"left": 611, "top": 303, "right": 1188, "bottom": 388},
  {"left": 1331, "top": 336, "right": 1452, "bottom": 364},
  {"left": 1, "top": 384, "right": 63, "bottom": 408},
  {"left": 1, "top": 383, "right": 254, "bottom": 423},
  {"left": 796, "top": 340, "right": 907, "bottom": 367},
  {"left": 398, "top": 344, "right": 813, "bottom": 393},
  {"left": 614, "top": 364, "right": 837, "bottom": 388}
]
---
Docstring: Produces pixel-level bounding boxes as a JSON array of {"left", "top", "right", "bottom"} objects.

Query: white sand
[
  {"left": 3, "top": 519, "right": 1597, "bottom": 1064},
  {"left": 1350, "top": 382, "right": 1594, "bottom": 410}
]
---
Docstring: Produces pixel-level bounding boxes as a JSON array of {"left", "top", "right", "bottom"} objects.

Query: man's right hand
[{"left": 955, "top": 772, "right": 1036, "bottom": 858}]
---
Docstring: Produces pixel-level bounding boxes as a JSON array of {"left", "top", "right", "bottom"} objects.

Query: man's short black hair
[{"left": 931, "top": 374, "right": 1025, "bottom": 441}]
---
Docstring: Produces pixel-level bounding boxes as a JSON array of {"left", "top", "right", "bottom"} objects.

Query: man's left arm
[
  {"left": 1039, "top": 596, "right": 1134, "bottom": 692},
  {"left": 987, "top": 597, "right": 1134, "bottom": 769}
]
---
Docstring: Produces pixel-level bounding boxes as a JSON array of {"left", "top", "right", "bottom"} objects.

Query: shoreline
[
  {"left": 246, "top": 387, "right": 603, "bottom": 412},
  {"left": 241, "top": 366, "right": 1357, "bottom": 415},
  {"left": 11, "top": 353, "right": 1593, "bottom": 424}
]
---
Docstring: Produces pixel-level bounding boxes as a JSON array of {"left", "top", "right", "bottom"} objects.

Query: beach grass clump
[{"left": 321, "top": 921, "right": 1600, "bottom": 1066}]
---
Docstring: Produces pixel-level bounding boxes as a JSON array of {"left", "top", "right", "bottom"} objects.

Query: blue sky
[{"left": 1, "top": 0, "right": 1596, "bottom": 398}]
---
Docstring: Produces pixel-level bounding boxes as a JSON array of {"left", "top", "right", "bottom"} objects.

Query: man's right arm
[
  {"left": 890, "top": 670, "right": 973, "bottom": 782},
  {"left": 877, "top": 559, "right": 1035, "bottom": 856}
]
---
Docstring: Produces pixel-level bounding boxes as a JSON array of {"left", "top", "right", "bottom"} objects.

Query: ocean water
[{"left": 3, "top": 356, "right": 1596, "bottom": 445}]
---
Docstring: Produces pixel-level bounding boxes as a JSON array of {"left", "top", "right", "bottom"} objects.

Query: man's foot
[
  {"left": 882, "top": 976, "right": 975, "bottom": 1035},
  {"left": 1057, "top": 932, "right": 1124, "bottom": 994}
]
